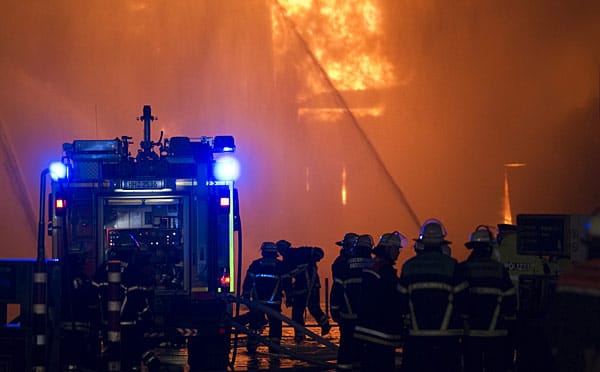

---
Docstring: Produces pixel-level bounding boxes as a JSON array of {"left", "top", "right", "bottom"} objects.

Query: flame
[
  {"left": 298, "top": 106, "right": 384, "bottom": 120},
  {"left": 305, "top": 166, "right": 310, "bottom": 192},
  {"left": 341, "top": 166, "right": 347, "bottom": 205},
  {"left": 503, "top": 169, "right": 513, "bottom": 224},
  {"left": 273, "top": 0, "right": 394, "bottom": 92},
  {"left": 502, "top": 163, "right": 526, "bottom": 224}
]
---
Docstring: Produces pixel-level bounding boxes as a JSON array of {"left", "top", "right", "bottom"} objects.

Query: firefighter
[
  {"left": 457, "top": 225, "right": 517, "bottom": 372},
  {"left": 331, "top": 234, "right": 373, "bottom": 370},
  {"left": 241, "top": 242, "right": 291, "bottom": 353},
  {"left": 93, "top": 239, "right": 159, "bottom": 371},
  {"left": 398, "top": 218, "right": 467, "bottom": 372},
  {"left": 276, "top": 239, "right": 331, "bottom": 342},
  {"left": 545, "top": 210, "right": 600, "bottom": 372},
  {"left": 354, "top": 232, "right": 406, "bottom": 371},
  {"left": 332, "top": 232, "right": 359, "bottom": 283}
]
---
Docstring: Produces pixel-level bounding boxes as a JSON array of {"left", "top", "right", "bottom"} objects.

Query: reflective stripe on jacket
[
  {"left": 243, "top": 257, "right": 291, "bottom": 305},
  {"left": 355, "top": 258, "right": 404, "bottom": 347},
  {"left": 330, "top": 257, "right": 372, "bottom": 320},
  {"left": 398, "top": 249, "right": 467, "bottom": 337},
  {"left": 457, "top": 250, "right": 517, "bottom": 337}
]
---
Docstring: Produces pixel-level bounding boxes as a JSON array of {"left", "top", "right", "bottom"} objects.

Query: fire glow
[{"left": 273, "top": 0, "right": 395, "bottom": 93}]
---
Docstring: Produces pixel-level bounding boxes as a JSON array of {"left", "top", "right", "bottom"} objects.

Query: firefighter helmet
[
  {"left": 465, "top": 225, "right": 495, "bottom": 249},
  {"left": 415, "top": 218, "right": 451, "bottom": 246},
  {"left": 351, "top": 234, "right": 373, "bottom": 258},
  {"left": 261, "top": 242, "right": 278, "bottom": 257},
  {"left": 336, "top": 232, "right": 358, "bottom": 249},
  {"left": 276, "top": 239, "right": 291, "bottom": 252},
  {"left": 373, "top": 231, "right": 407, "bottom": 261},
  {"left": 309, "top": 246, "right": 325, "bottom": 262}
]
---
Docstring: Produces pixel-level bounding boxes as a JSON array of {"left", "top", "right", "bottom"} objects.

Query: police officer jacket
[
  {"left": 398, "top": 249, "right": 467, "bottom": 337},
  {"left": 354, "top": 257, "right": 404, "bottom": 347},
  {"left": 330, "top": 256, "right": 372, "bottom": 321},
  {"left": 457, "top": 249, "right": 517, "bottom": 337},
  {"left": 242, "top": 257, "right": 291, "bottom": 305}
]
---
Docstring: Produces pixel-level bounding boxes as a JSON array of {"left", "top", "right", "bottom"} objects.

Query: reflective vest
[
  {"left": 457, "top": 251, "right": 517, "bottom": 337},
  {"left": 330, "top": 256, "right": 372, "bottom": 320},
  {"left": 242, "top": 257, "right": 291, "bottom": 305},
  {"left": 354, "top": 258, "right": 404, "bottom": 347},
  {"left": 398, "top": 249, "right": 467, "bottom": 337}
]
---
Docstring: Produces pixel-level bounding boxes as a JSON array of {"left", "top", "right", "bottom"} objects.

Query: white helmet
[
  {"left": 465, "top": 225, "right": 495, "bottom": 249},
  {"left": 373, "top": 231, "right": 407, "bottom": 260},
  {"left": 351, "top": 234, "right": 374, "bottom": 258},
  {"left": 415, "top": 218, "right": 451, "bottom": 246}
]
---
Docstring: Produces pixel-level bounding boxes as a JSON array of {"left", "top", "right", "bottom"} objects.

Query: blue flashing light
[
  {"left": 214, "top": 155, "right": 240, "bottom": 181},
  {"left": 49, "top": 162, "right": 67, "bottom": 181}
]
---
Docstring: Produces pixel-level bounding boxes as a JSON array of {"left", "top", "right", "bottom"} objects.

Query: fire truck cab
[{"left": 0, "top": 105, "right": 241, "bottom": 371}]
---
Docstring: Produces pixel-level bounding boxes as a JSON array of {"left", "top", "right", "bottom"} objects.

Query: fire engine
[{"left": 0, "top": 105, "right": 241, "bottom": 371}]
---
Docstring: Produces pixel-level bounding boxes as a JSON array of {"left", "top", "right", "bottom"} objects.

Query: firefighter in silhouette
[
  {"left": 457, "top": 225, "right": 517, "bottom": 372},
  {"left": 545, "top": 210, "right": 600, "bottom": 372},
  {"left": 241, "top": 242, "right": 291, "bottom": 353},
  {"left": 354, "top": 232, "right": 406, "bottom": 371},
  {"left": 93, "top": 233, "right": 160, "bottom": 371},
  {"left": 398, "top": 219, "right": 467, "bottom": 372},
  {"left": 60, "top": 252, "right": 101, "bottom": 371},
  {"left": 331, "top": 234, "right": 373, "bottom": 370},
  {"left": 332, "top": 232, "right": 359, "bottom": 283},
  {"left": 276, "top": 239, "right": 331, "bottom": 342}
]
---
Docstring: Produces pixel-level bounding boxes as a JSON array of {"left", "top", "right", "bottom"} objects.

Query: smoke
[
  {"left": 0, "top": 0, "right": 598, "bottom": 275},
  {"left": 376, "top": 0, "right": 600, "bottom": 245}
]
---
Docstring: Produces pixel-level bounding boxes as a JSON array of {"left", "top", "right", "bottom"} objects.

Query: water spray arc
[
  {"left": 0, "top": 119, "right": 37, "bottom": 238},
  {"left": 273, "top": 0, "right": 421, "bottom": 229}
]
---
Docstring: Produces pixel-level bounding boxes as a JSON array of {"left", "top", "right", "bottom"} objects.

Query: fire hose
[
  {"left": 228, "top": 295, "right": 339, "bottom": 351},
  {"left": 229, "top": 319, "right": 335, "bottom": 368}
]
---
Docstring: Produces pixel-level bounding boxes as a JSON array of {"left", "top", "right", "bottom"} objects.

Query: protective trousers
[
  {"left": 463, "top": 336, "right": 511, "bottom": 372},
  {"left": 334, "top": 319, "right": 359, "bottom": 369},
  {"left": 401, "top": 336, "right": 461, "bottom": 372}
]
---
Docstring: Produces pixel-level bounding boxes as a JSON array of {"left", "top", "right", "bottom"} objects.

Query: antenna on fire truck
[{"left": 136, "top": 105, "right": 159, "bottom": 160}]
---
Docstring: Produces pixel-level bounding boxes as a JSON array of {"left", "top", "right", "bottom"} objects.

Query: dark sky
[{"left": 0, "top": 0, "right": 599, "bottom": 280}]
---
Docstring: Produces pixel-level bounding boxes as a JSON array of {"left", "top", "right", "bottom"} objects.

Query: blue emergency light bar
[{"left": 213, "top": 136, "right": 236, "bottom": 153}]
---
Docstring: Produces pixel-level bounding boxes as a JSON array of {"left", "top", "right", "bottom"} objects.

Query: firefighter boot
[
  {"left": 294, "top": 333, "right": 306, "bottom": 343},
  {"left": 318, "top": 315, "right": 331, "bottom": 336},
  {"left": 247, "top": 330, "right": 259, "bottom": 354}
]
